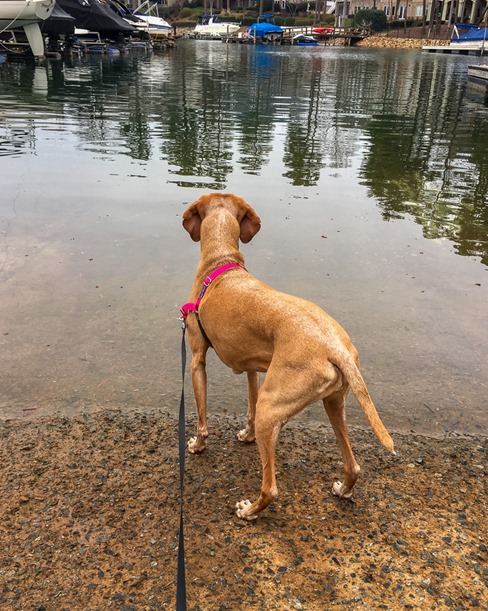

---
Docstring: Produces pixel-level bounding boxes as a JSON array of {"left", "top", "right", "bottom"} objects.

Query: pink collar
[{"left": 180, "top": 263, "right": 244, "bottom": 321}]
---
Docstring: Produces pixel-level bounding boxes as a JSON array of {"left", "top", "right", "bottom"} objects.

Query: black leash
[{"left": 176, "top": 324, "right": 187, "bottom": 610}]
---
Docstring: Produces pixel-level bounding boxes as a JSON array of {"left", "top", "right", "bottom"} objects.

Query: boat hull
[
  {"left": 194, "top": 17, "right": 240, "bottom": 38},
  {"left": 195, "top": 26, "right": 240, "bottom": 36},
  {"left": 0, "top": 0, "right": 55, "bottom": 28},
  {"left": 133, "top": 12, "right": 172, "bottom": 36}
]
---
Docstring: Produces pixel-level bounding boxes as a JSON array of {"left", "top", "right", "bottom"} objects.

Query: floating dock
[{"left": 422, "top": 42, "right": 487, "bottom": 55}]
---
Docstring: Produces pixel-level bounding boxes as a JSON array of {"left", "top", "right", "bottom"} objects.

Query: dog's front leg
[
  {"left": 237, "top": 371, "right": 259, "bottom": 443},
  {"left": 188, "top": 334, "right": 209, "bottom": 454}
]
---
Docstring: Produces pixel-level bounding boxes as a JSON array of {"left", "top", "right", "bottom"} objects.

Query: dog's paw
[
  {"left": 235, "top": 499, "right": 258, "bottom": 521},
  {"left": 331, "top": 481, "right": 354, "bottom": 499},
  {"left": 237, "top": 428, "right": 255, "bottom": 444},
  {"left": 188, "top": 436, "right": 206, "bottom": 454}
]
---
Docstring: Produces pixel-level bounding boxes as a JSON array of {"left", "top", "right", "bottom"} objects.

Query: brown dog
[{"left": 182, "top": 193, "right": 394, "bottom": 521}]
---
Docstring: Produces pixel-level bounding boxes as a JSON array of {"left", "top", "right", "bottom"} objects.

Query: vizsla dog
[{"left": 181, "top": 193, "right": 394, "bottom": 521}]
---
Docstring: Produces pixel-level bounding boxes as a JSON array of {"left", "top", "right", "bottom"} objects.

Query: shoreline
[
  {"left": 1, "top": 409, "right": 486, "bottom": 609},
  {"left": 2, "top": 402, "right": 485, "bottom": 441}
]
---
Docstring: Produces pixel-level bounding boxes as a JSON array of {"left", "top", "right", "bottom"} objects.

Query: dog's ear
[
  {"left": 240, "top": 205, "right": 261, "bottom": 244},
  {"left": 182, "top": 200, "right": 203, "bottom": 242}
]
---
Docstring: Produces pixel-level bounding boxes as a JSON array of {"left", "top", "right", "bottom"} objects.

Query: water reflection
[
  {"left": 3, "top": 45, "right": 484, "bottom": 262},
  {"left": 1, "top": 45, "right": 487, "bottom": 434},
  {"left": 359, "top": 56, "right": 488, "bottom": 265}
]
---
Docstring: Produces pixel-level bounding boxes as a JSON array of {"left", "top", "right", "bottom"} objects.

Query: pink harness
[{"left": 180, "top": 263, "right": 244, "bottom": 322}]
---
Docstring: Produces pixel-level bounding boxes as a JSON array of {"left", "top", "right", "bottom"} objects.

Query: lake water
[{"left": 0, "top": 41, "right": 487, "bottom": 437}]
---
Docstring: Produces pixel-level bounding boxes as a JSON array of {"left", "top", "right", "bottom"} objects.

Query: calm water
[{"left": 0, "top": 42, "right": 487, "bottom": 437}]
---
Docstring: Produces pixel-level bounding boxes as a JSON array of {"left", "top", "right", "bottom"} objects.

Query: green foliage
[
  {"left": 388, "top": 18, "right": 420, "bottom": 29},
  {"left": 180, "top": 7, "right": 193, "bottom": 18},
  {"left": 353, "top": 9, "right": 387, "bottom": 31},
  {"left": 240, "top": 16, "right": 258, "bottom": 26},
  {"left": 294, "top": 2, "right": 309, "bottom": 13},
  {"left": 158, "top": 6, "right": 171, "bottom": 19},
  {"left": 220, "top": 15, "right": 242, "bottom": 22},
  {"left": 274, "top": 15, "right": 295, "bottom": 27},
  {"left": 294, "top": 17, "right": 315, "bottom": 25}
]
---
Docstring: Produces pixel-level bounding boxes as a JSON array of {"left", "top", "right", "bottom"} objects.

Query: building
[{"left": 340, "top": 0, "right": 487, "bottom": 23}]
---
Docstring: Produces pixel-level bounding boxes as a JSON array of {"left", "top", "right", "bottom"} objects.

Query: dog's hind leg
[
  {"left": 323, "top": 391, "right": 360, "bottom": 499},
  {"left": 237, "top": 371, "right": 259, "bottom": 443},
  {"left": 235, "top": 367, "right": 317, "bottom": 520},
  {"left": 235, "top": 404, "right": 282, "bottom": 520}
]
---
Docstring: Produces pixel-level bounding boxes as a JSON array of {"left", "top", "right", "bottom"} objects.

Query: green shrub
[
  {"left": 353, "top": 9, "right": 387, "bottom": 31},
  {"left": 240, "top": 16, "right": 257, "bottom": 26},
  {"left": 220, "top": 15, "right": 241, "bottom": 22},
  {"left": 180, "top": 7, "right": 192, "bottom": 18},
  {"left": 389, "top": 18, "right": 418, "bottom": 28}
]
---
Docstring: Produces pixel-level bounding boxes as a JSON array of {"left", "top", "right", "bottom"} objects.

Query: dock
[
  {"left": 223, "top": 26, "right": 370, "bottom": 46},
  {"left": 422, "top": 42, "right": 487, "bottom": 55}
]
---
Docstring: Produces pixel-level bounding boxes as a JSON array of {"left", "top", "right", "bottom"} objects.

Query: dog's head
[{"left": 182, "top": 194, "right": 261, "bottom": 244}]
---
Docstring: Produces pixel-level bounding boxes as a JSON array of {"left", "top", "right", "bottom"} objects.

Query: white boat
[
  {"left": 0, "top": 0, "right": 55, "bottom": 57},
  {"left": 194, "top": 14, "right": 240, "bottom": 38},
  {"left": 132, "top": 0, "right": 171, "bottom": 36}
]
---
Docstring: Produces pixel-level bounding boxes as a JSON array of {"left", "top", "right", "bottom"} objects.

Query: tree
[
  {"left": 394, "top": 0, "right": 401, "bottom": 22},
  {"left": 353, "top": 9, "right": 387, "bottom": 31},
  {"left": 285, "top": 0, "right": 306, "bottom": 17}
]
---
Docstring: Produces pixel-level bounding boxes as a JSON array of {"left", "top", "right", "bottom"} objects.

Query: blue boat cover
[
  {"left": 247, "top": 22, "right": 283, "bottom": 36},
  {"left": 452, "top": 25, "right": 488, "bottom": 42}
]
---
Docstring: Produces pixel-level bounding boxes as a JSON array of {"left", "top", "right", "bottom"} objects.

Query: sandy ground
[{"left": 0, "top": 409, "right": 486, "bottom": 610}]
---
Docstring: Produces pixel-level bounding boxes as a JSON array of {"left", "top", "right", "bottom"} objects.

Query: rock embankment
[{"left": 357, "top": 35, "right": 449, "bottom": 49}]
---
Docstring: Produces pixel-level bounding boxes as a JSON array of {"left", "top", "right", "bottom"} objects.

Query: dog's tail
[{"left": 333, "top": 351, "right": 395, "bottom": 454}]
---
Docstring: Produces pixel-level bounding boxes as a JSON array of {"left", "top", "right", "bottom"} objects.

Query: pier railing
[
  {"left": 223, "top": 26, "right": 371, "bottom": 45},
  {"left": 281, "top": 26, "right": 371, "bottom": 44}
]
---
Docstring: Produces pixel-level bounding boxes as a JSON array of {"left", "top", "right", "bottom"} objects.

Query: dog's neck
[{"left": 196, "top": 210, "right": 245, "bottom": 276}]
